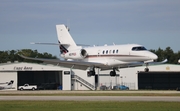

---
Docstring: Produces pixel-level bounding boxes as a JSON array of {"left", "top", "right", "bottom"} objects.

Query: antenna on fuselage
[
  {"left": 66, "top": 19, "right": 70, "bottom": 31},
  {"left": 113, "top": 43, "right": 115, "bottom": 45}
]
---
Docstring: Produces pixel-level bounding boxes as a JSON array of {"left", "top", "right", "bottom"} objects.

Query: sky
[{"left": 1, "top": 0, "right": 180, "bottom": 58}]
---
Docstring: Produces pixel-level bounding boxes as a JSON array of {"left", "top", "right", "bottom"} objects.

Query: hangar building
[
  {"left": 0, "top": 62, "right": 96, "bottom": 90},
  {"left": 99, "top": 64, "right": 180, "bottom": 90},
  {"left": 0, "top": 62, "right": 180, "bottom": 90}
]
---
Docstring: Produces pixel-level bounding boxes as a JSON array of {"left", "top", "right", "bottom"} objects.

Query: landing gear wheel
[
  {"left": 87, "top": 71, "right": 95, "bottom": 76},
  {"left": 145, "top": 63, "right": 149, "bottom": 72},
  {"left": 144, "top": 68, "right": 149, "bottom": 72},
  {"left": 110, "top": 71, "right": 116, "bottom": 76},
  {"left": 87, "top": 67, "right": 96, "bottom": 77},
  {"left": 110, "top": 71, "right": 113, "bottom": 76},
  {"left": 90, "top": 71, "right": 95, "bottom": 76}
]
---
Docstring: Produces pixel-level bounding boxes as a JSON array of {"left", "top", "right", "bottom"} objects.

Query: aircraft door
[{"left": 97, "top": 50, "right": 101, "bottom": 57}]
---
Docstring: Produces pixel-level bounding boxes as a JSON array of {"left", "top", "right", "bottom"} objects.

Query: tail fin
[
  {"left": 56, "top": 24, "right": 77, "bottom": 54},
  {"left": 7, "top": 80, "right": 14, "bottom": 86}
]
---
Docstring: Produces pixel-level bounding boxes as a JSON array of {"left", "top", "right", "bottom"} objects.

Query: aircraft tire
[
  {"left": 144, "top": 68, "right": 149, "bottom": 72},
  {"left": 91, "top": 71, "right": 95, "bottom": 76},
  {"left": 110, "top": 71, "right": 116, "bottom": 76},
  {"left": 87, "top": 71, "right": 95, "bottom": 76}
]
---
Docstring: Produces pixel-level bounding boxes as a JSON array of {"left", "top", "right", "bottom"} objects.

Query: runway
[
  {"left": 1, "top": 96, "right": 180, "bottom": 101},
  {"left": 0, "top": 90, "right": 180, "bottom": 101}
]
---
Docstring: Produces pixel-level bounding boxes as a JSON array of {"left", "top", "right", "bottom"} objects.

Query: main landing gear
[
  {"left": 87, "top": 67, "right": 117, "bottom": 77},
  {"left": 87, "top": 68, "right": 95, "bottom": 76},
  {"left": 110, "top": 68, "right": 116, "bottom": 76}
]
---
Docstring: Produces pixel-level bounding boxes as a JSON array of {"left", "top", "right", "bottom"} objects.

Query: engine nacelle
[{"left": 62, "top": 49, "right": 88, "bottom": 60}]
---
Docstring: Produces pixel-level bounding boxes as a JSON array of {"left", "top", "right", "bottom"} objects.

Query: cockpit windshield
[{"left": 132, "top": 46, "right": 147, "bottom": 51}]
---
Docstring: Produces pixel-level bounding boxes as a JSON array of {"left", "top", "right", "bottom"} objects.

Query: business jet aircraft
[
  {"left": 19, "top": 24, "right": 167, "bottom": 76},
  {"left": 0, "top": 80, "right": 14, "bottom": 90}
]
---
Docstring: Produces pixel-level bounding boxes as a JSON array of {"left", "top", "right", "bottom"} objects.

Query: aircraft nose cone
[{"left": 151, "top": 53, "right": 158, "bottom": 60}]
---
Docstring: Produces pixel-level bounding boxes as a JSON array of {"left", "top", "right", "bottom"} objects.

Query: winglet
[
  {"left": 161, "top": 59, "right": 168, "bottom": 63},
  {"left": 148, "top": 59, "right": 168, "bottom": 65}
]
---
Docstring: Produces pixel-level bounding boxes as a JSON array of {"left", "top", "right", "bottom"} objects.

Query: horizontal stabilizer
[
  {"left": 30, "top": 42, "right": 70, "bottom": 46},
  {"left": 31, "top": 42, "right": 89, "bottom": 46}
]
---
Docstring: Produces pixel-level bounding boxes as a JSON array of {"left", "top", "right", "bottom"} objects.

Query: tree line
[
  {"left": 0, "top": 47, "right": 180, "bottom": 64},
  {"left": 150, "top": 47, "right": 180, "bottom": 64},
  {"left": 0, "top": 49, "right": 57, "bottom": 63}
]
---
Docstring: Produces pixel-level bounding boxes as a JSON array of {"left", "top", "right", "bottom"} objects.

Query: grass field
[{"left": 0, "top": 101, "right": 180, "bottom": 111}]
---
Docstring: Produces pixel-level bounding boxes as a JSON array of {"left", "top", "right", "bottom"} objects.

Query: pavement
[
  {"left": 0, "top": 90, "right": 180, "bottom": 101},
  {"left": 0, "top": 96, "right": 180, "bottom": 101},
  {"left": 0, "top": 90, "right": 180, "bottom": 94}
]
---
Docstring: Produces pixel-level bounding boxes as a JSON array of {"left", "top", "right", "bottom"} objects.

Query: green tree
[
  {"left": 0, "top": 49, "right": 57, "bottom": 63},
  {"left": 150, "top": 47, "right": 179, "bottom": 64}
]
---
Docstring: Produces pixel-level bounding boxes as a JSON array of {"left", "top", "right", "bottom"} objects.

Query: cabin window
[
  {"left": 132, "top": 47, "right": 147, "bottom": 51},
  {"left": 106, "top": 50, "right": 108, "bottom": 54},
  {"left": 113, "top": 50, "right": 115, "bottom": 54},
  {"left": 109, "top": 50, "right": 111, "bottom": 54},
  {"left": 102, "top": 50, "right": 105, "bottom": 54},
  {"left": 116, "top": 50, "right": 118, "bottom": 53}
]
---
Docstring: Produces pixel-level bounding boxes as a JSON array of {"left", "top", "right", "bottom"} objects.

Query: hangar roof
[
  {"left": 147, "top": 64, "right": 180, "bottom": 72},
  {"left": 1, "top": 62, "right": 179, "bottom": 72},
  {"left": 0, "top": 62, "right": 68, "bottom": 71}
]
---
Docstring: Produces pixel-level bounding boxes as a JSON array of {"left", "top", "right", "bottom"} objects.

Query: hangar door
[
  {"left": 138, "top": 72, "right": 180, "bottom": 90},
  {"left": 18, "top": 71, "right": 62, "bottom": 90}
]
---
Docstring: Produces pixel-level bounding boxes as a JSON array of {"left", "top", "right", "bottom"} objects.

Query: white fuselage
[
  {"left": 0, "top": 84, "right": 13, "bottom": 89},
  {"left": 61, "top": 44, "right": 158, "bottom": 66}
]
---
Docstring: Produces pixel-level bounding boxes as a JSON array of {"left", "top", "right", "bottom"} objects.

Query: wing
[
  {"left": 19, "top": 55, "right": 167, "bottom": 71},
  {"left": 100, "top": 59, "right": 168, "bottom": 71},
  {"left": 125, "top": 59, "right": 168, "bottom": 67},
  {"left": 18, "top": 55, "right": 105, "bottom": 70}
]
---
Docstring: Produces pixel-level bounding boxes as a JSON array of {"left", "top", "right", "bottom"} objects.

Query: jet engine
[{"left": 63, "top": 49, "right": 88, "bottom": 60}]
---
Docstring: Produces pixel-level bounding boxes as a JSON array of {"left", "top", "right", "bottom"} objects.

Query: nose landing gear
[
  {"left": 144, "top": 63, "right": 149, "bottom": 72},
  {"left": 144, "top": 67, "right": 149, "bottom": 72}
]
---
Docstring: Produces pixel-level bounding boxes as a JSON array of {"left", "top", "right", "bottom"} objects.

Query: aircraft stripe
[
  {"left": 60, "top": 45, "right": 69, "bottom": 53},
  {"left": 86, "top": 55, "right": 145, "bottom": 58},
  {"left": 58, "top": 41, "right": 69, "bottom": 53}
]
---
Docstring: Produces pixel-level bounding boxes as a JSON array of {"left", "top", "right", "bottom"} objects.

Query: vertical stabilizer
[
  {"left": 7, "top": 80, "right": 14, "bottom": 86},
  {"left": 56, "top": 25, "right": 77, "bottom": 53}
]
